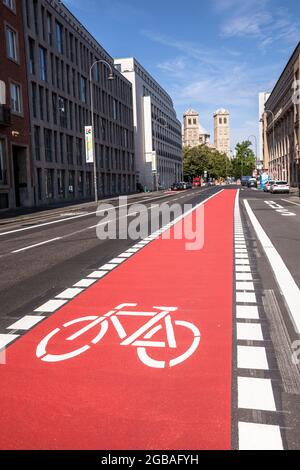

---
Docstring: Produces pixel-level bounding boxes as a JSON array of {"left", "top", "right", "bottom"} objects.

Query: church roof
[
  {"left": 199, "top": 124, "right": 210, "bottom": 136},
  {"left": 184, "top": 108, "right": 199, "bottom": 116},
  {"left": 214, "top": 108, "right": 230, "bottom": 116}
]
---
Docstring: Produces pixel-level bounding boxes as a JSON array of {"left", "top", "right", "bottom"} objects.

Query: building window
[
  {"left": 58, "top": 96, "right": 67, "bottom": 127},
  {"left": 67, "top": 135, "right": 73, "bottom": 164},
  {"left": 6, "top": 27, "right": 18, "bottom": 62},
  {"left": 219, "top": 118, "right": 222, "bottom": 124},
  {"left": 31, "top": 82, "right": 37, "bottom": 118},
  {"left": 3, "top": 0, "right": 15, "bottom": 12},
  {"left": 44, "top": 129, "right": 52, "bottom": 162},
  {"left": 193, "top": 119, "right": 197, "bottom": 125},
  {"left": 10, "top": 83, "right": 22, "bottom": 113},
  {"left": 28, "top": 38, "right": 35, "bottom": 74},
  {"left": 39, "top": 46, "right": 47, "bottom": 81},
  {"left": 80, "top": 76, "right": 87, "bottom": 103},
  {"left": 55, "top": 21, "right": 63, "bottom": 54},
  {"left": 46, "top": 13, "right": 52, "bottom": 46},
  {"left": 45, "top": 169, "right": 54, "bottom": 199},
  {"left": 34, "top": 126, "right": 40, "bottom": 161},
  {"left": 224, "top": 117, "right": 227, "bottom": 124},
  {"left": 0, "top": 140, "right": 7, "bottom": 184}
]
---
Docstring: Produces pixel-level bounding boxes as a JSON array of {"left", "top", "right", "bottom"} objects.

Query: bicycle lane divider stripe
[{"left": 0, "top": 189, "right": 235, "bottom": 450}]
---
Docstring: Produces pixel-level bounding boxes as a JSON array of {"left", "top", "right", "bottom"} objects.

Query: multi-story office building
[
  {"left": 263, "top": 43, "right": 300, "bottom": 185},
  {"left": 0, "top": 0, "right": 32, "bottom": 210},
  {"left": 114, "top": 57, "right": 182, "bottom": 190},
  {"left": 214, "top": 108, "right": 231, "bottom": 157},
  {"left": 22, "top": 0, "right": 135, "bottom": 206},
  {"left": 182, "top": 109, "right": 210, "bottom": 148}
]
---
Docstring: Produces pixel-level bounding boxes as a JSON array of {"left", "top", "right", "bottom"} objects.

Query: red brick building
[{"left": 0, "top": 0, "right": 32, "bottom": 210}]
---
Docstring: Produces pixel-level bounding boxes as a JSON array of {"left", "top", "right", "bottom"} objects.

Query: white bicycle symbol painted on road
[{"left": 36, "top": 303, "right": 201, "bottom": 369}]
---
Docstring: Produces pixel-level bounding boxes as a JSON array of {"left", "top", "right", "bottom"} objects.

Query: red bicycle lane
[{"left": 0, "top": 189, "right": 236, "bottom": 450}]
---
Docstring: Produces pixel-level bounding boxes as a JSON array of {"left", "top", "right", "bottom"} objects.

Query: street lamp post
[
  {"left": 153, "top": 116, "right": 168, "bottom": 191},
  {"left": 89, "top": 59, "right": 114, "bottom": 203},
  {"left": 265, "top": 109, "right": 275, "bottom": 179}
]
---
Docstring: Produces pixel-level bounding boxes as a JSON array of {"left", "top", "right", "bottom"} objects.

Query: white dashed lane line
[{"left": 234, "top": 190, "right": 283, "bottom": 450}]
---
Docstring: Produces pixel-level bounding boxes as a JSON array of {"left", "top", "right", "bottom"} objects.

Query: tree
[
  {"left": 231, "top": 141, "right": 256, "bottom": 179},
  {"left": 183, "top": 145, "right": 232, "bottom": 180}
]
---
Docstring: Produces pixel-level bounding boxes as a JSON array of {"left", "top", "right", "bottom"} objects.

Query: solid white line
[
  {"left": 7, "top": 315, "right": 45, "bottom": 331},
  {"left": 238, "top": 422, "right": 283, "bottom": 450},
  {"left": 236, "top": 305, "right": 259, "bottom": 320},
  {"left": 282, "top": 198, "right": 300, "bottom": 207},
  {"left": 238, "top": 377, "right": 276, "bottom": 411},
  {"left": 237, "top": 323, "right": 263, "bottom": 341},
  {"left": 244, "top": 199, "right": 300, "bottom": 333},
  {"left": 237, "top": 346, "right": 269, "bottom": 370},
  {"left": 0, "top": 334, "right": 19, "bottom": 349},
  {"left": 35, "top": 299, "right": 67, "bottom": 313},
  {"left": 12, "top": 237, "right": 61, "bottom": 253}
]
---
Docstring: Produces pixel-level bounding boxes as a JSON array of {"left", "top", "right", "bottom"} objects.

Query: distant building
[
  {"left": 258, "top": 92, "right": 271, "bottom": 169},
  {"left": 214, "top": 108, "right": 231, "bottom": 157},
  {"left": 182, "top": 109, "right": 210, "bottom": 148},
  {"left": 115, "top": 57, "right": 182, "bottom": 190},
  {"left": 263, "top": 42, "right": 300, "bottom": 185},
  {"left": 0, "top": 0, "right": 32, "bottom": 210}
]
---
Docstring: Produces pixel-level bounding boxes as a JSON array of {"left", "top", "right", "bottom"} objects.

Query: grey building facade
[{"left": 23, "top": 0, "right": 135, "bottom": 206}]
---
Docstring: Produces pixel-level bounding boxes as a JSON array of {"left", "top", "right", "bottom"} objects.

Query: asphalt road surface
[{"left": 0, "top": 186, "right": 300, "bottom": 450}]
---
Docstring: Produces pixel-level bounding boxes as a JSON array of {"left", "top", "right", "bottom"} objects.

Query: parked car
[
  {"left": 270, "top": 181, "right": 290, "bottom": 194},
  {"left": 171, "top": 183, "right": 179, "bottom": 191},
  {"left": 263, "top": 180, "right": 275, "bottom": 192},
  {"left": 247, "top": 178, "right": 257, "bottom": 188},
  {"left": 241, "top": 176, "right": 252, "bottom": 186}
]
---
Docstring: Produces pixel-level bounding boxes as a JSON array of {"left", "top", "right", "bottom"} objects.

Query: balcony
[{"left": 0, "top": 105, "right": 11, "bottom": 127}]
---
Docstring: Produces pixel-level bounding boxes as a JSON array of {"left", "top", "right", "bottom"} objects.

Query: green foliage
[
  {"left": 183, "top": 145, "right": 232, "bottom": 179},
  {"left": 231, "top": 140, "right": 256, "bottom": 179}
]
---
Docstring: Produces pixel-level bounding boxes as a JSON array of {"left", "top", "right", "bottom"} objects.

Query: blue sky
[{"left": 64, "top": 0, "right": 300, "bottom": 151}]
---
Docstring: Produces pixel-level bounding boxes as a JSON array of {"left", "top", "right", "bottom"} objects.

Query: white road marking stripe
[
  {"left": 35, "top": 299, "right": 67, "bottom": 313},
  {"left": 0, "top": 334, "right": 19, "bottom": 349},
  {"left": 235, "top": 259, "right": 250, "bottom": 265},
  {"left": 238, "top": 422, "right": 283, "bottom": 450},
  {"left": 236, "top": 273, "right": 253, "bottom": 281},
  {"left": 235, "top": 253, "right": 249, "bottom": 259},
  {"left": 236, "top": 305, "right": 259, "bottom": 319},
  {"left": 237, "top": 322, "right": 263, "bottom": 341},
  {"left": 99, "top": 264, "right": 118, "bottom": 270},
  {"left": 87, "top": 271, "right": 108, "bottom": 279},
  {"left": 236, "top": 292, "right": 257, "bottom": 303},
  {"left": 7, "top": 315, "right": 45, "bottom": 331},
  {"left": 56, "top": 288, "right": 83, "bottom": 299},
  {"left": 73, "top": 279, "right": 97, "bottom": 288},
  {"left": 244, "top": 199, "right": 300, "bottom": 334},
  {"left": 109, "top": 258, "right": 126, "bottom": 265},
  {"left": 237, "top": 346, "right": 269, "bottom": 370},
  {"left": 235, "top": 249, "right": 248, "bottom": 253},
  {"left": 281, "top": 198, "right": 300, "bottom": 207},
  {"left": 236, "top": 281, "right": 255, "bottom": 291},
  {"left": 126, "top": 248, "right": 140, "bottom": 253},
  {"left": 117, "top": 252, "right": 134, "bottom": 258},
  {"left": 238, "top": 377, "right": 276, "bottom": 411},
  {"left": 235, "top": 265, "right": 251, "bottom": 272},
  {"left": 12, "top": 237, "right": 61, "bottom": 253}
]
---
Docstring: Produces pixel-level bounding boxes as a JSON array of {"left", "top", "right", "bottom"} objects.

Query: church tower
[{"left": 214, "top": 108, "right": 231, "bottom": 157}]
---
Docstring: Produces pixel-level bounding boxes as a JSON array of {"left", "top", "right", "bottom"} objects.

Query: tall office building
[
  {"left": 0, "top": 0, "right": 32, "bottom": 210},
  {"left": 214, "top": 108, "right": 231, "bottom": 157},
  {"left": 114, "top": 57, "right": 182, "bottom": 190},
  {"left": 22, "top": 0, "right": 135, "bottom": 206}
]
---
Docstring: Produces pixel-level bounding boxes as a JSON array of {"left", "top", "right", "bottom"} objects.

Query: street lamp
[
  {"left": 89, "top": 59, "right": 114, "bottom": 203},
  {"left": 264, "top": 109, "right": 275, "bottom": 179},
  {"left": 153, "top": 116, "right": 168, "bottom": 191}
]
